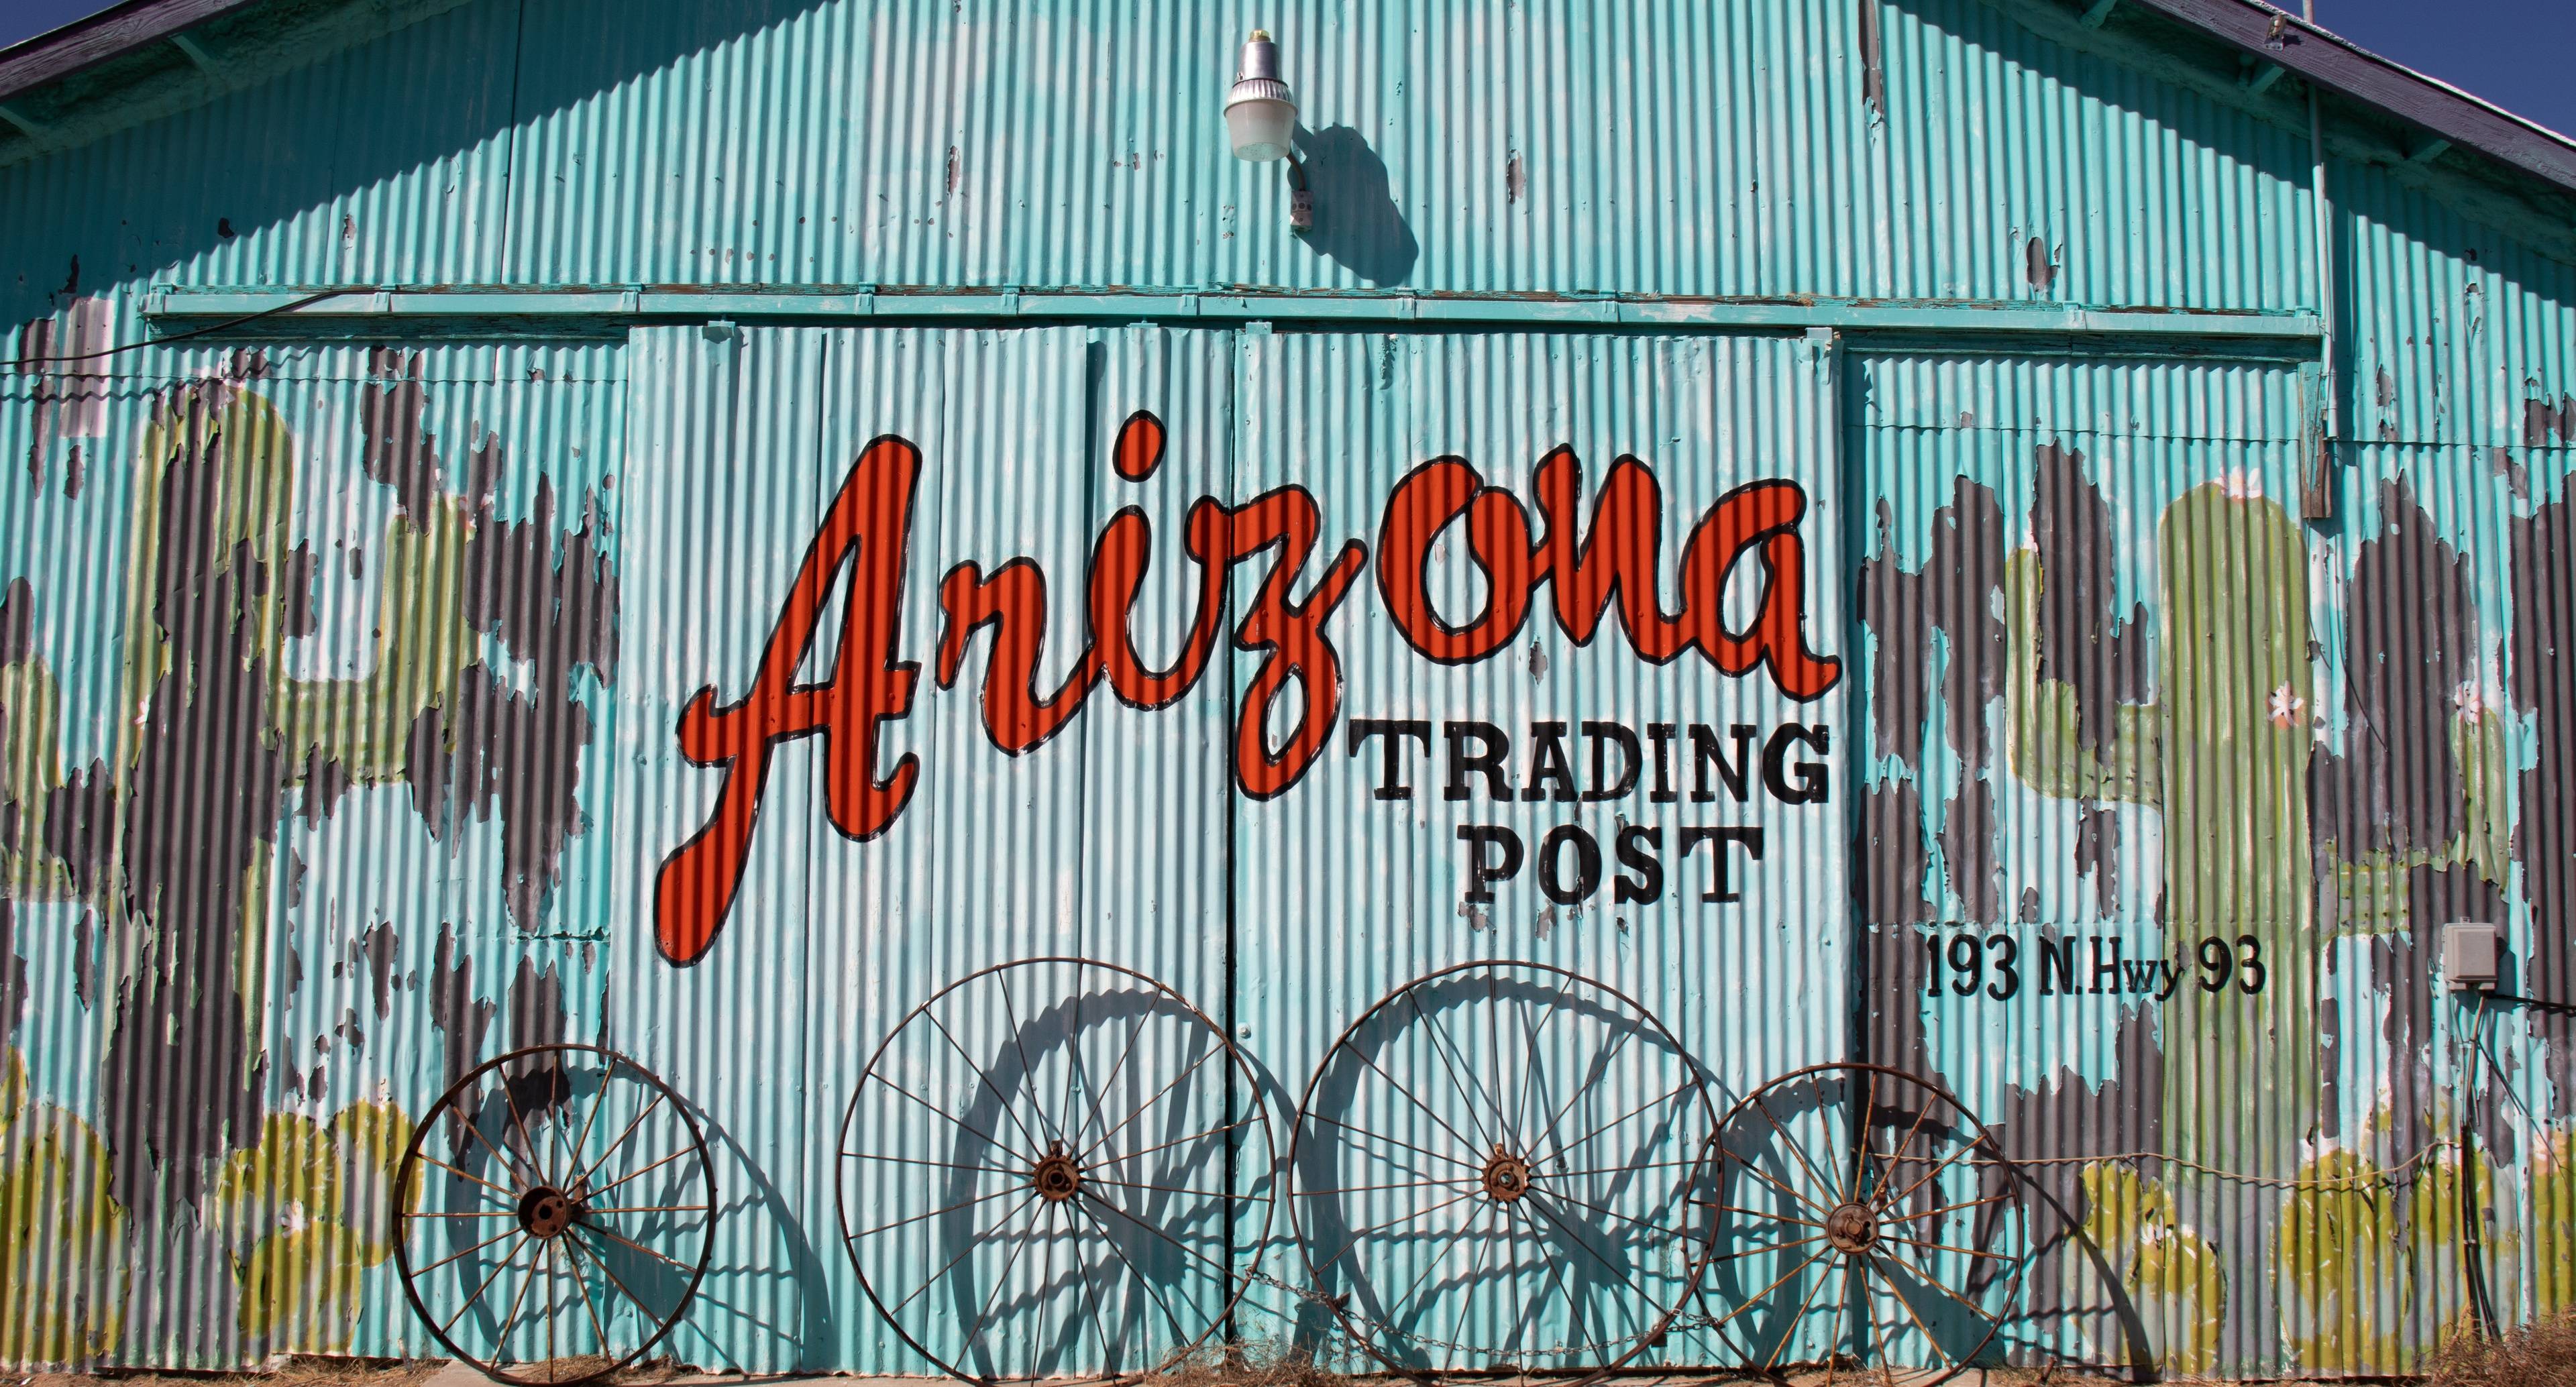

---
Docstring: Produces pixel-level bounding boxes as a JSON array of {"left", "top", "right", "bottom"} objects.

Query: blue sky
[{"left": 2, "top": 2, "right": 2571, "bottom": 140}]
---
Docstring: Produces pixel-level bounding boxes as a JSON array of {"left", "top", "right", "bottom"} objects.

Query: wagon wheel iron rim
[
  {"left": 836, "top": 956, "right": 1277, "bottom": 1386},
  {"left": 1699, "top": 1061, "right": 2029, "bottom": 1386},
  {"left": 1286, "top": 959, "right": 1719, "bottom": 1386},
  {"left": 392, "top": 1042, "right": 718, "bottom": 1386}
]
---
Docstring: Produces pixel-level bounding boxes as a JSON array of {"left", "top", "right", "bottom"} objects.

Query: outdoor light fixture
[{"left": 1226, "top": 29, "right": 1311, "bottom": 232}]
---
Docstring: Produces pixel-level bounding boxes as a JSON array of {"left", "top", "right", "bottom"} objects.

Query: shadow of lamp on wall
[{"left": 1226, "top": 29, "right": 1419, "bottom": 287}]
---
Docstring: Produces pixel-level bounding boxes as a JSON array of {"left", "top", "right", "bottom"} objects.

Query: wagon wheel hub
[
  {"left": 1032, "top": 1142, "right": 1083, "bottom": 1203},
  {"left": 517, "top": 1184, "right": 580, "bottom": 1239},
  {"left": 1481, "top": 1144, "right": 1532, "bottom": 1203},
  {"left": 1825, "top": 1201, "right": 1878, "bottom": 1254}
]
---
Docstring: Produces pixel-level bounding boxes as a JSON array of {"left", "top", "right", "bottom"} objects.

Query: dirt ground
[
  {"left": 11, "top": 1356, "right": 2156, "bottom": 1387},
  {"left": 38, "top": 1313, "right": 2576, "bottom": 1386}
]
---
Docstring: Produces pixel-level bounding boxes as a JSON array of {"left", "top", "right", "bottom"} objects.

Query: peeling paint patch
[
  {"left": 1939, "top": 778, "right": 2001, "bottom": 922},
  {"left": 2032, "top": 443, "right": 2151, "bottom": 758},
  {"left": 295, "top": 750, "right": 352, "bottom": 826},
  {"left": 2074, "top": 805, "right": 2121, "bottom": 917},
  {"left": 359, "top": 922, "right": 399, "bottom": 1019},
  {"left": 463, "top": 477, "right": 619, "bottom": 682},
  {"left": 1856, "top": 0, "right": 1885, "bottom": 111},
  {"left": 412, "top": 665, "right": 596, "bottom": 931},
  {"left": 1997, "top": 1003, "right": 2163, "bottom": 1333},
  {"left": 358, "top": 351, "right": 447, "bottom": 527},
  {"left": 1859, "top": 481, "right": 2007, "bottom": 773},
  {"left": 2510, "top": 489, "right": 2576, "bottom": 1113},
  {"left": 2522, "top": 392, "right": 2574, "bottom": 448},
  {"left": 1505, "top": 152, "right": 1525, "bottom": 204},
  {"left": 427, "top": 926, "right": 494, "bottom": 1095},
  {"left": 388, "top": 466, "right": 624, "bottom": 934},
  {"left": 100, "top": 390, "right": 296, "bottom": 1213},
  {"left": 2025, "top": 235, "right": 2057, "bottom": 291},
  {"left": 42, "top": 761, "right": 113, "bottom": 893},
  {"left": 0, "top": 577, "right": 31, "bottom": 664},
  {"left": 16, "top": 295, "right": 111, "bottom": 497},
  {"left": 1859, "top": 478, "right": 2007, "bottom": 923},
  {"left": 2489, "top": 447, "right": 2530, "bottom": 499},
  {"left": 0, "top": 898, "right": 26, "bottom": 1039},
  {"left": 1856, "top": 779, "right": 1935, "bottom": 925},
  {"left": 510, "top": 956, "right": 567, "bottom": 1052},
  {"left": 1861, "top": 922, "right": 1931, "bottom": 1072},
  {"left": 72, "top": 909, "right": 95, "bottom": 1009},
  {"left": 2312, "top": 478, "right": 2473, "bottom": 861},
  {"left": 281, "top": 542, "right": 319, "bottom": 639}
]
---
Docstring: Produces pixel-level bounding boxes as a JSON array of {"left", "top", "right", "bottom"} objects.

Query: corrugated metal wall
[
  {"left": 1847, "top": 345, "right": 2576, "bottom": 1377},
  {"left": 0, "top": 340, "right": 626, "bottom": 1365},
  {"left": 1, "top": 0, "right": 2326, "bottom": 317},
  {"left": 5, "top": 0, "right": 2576, "bottom": 1379}
]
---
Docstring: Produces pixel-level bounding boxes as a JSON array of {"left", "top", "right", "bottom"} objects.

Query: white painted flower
[
  {"left": 2455, "top": 681, "right": 2489, "bottom": 724},
  {"left": 2268, "top": 683, "right": 2305, "bottom": 729},
  {"left": 278, "top": 1199, "right": 310, "bottom": 1233},
  {"left": 2220, "top": 469, "right": 2265, "bottom": 500}
]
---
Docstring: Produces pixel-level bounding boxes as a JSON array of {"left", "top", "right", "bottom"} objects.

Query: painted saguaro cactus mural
[
  {"left": 1862, "top": 412, "right": 2550, "bottom": 1373},
  {"left": 2002, "top": 453, "right": 2316, "bottom": 1174},
  {"left": 0, "top": 347, "right": 619, "bottom": 1363}
]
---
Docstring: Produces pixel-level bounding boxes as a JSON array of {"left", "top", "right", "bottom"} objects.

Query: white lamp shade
[{"left": 1226, "top": 97, "right": 1296, "bottom": 162}]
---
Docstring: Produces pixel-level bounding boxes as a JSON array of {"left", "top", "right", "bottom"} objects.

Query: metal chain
[{"left": 2009, "top": 1138, "right": 2462, "bottom": 1191}]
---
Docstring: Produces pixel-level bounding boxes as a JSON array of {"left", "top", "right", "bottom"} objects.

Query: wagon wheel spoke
[
  {"left": 1291, "top": 962, "right": 1713, "bottom": 1384},
  {"left": 838, "top": 958, "right": 1274, "bottom": 1384},
  {"left": 920, "top": 995, "right": 1056, "bottom": 1160},
  {"left": 396, "top": 1044, "right": 714, "bottom": 1386},
  {"left": 1705, "top": 1064, "right": 2030, "bottom": 1386},
  {"left": 1078, "top": 1041, "right": 1221, "bottom": 1166}
]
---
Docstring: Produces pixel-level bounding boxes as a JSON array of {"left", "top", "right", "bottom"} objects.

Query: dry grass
[
  {"left": 1136, "top": 1349, "right": 2103, "bottom": 1387},
  {"left": 2428, "top": 1311, "right": 2576, "bottom": 1386},
  {"left": 1142, "top": 1340, "right": 1356, "bottom": 1387},
  {"left": 26, "top": 1353, "right": 690, "bottom": 1387},
  {"left": 23, "top": 1356, "right": 439, "bottom": 1387}
]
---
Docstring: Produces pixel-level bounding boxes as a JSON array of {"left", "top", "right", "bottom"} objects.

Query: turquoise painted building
[{"left": 3, "top": 0, "right": 2575, "bottom": 1378}]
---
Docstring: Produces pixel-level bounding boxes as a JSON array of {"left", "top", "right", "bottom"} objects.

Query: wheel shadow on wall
[
  {"left": 1701, "top": 1063, "right": 2153, "bottom": 1382},
  {"left": 836, "top": 960, "right": 1273, "bottom": 1383},
  {"left": 1289, "top": 964, "right": 1716, "bottom": 1382}
]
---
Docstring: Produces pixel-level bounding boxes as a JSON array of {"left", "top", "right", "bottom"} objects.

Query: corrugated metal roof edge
[
  {"left": 1, "top": 0, "right": 2572, "bottom": 203},
  {"left": 2127, "top": 0, "right": 2576, "bottom": 191},
  {"left": 0, "top": 0, "right": 262, "bottom": 99},
  {"left": 0, "top": 0, "right": 471, "bottom": 162}
]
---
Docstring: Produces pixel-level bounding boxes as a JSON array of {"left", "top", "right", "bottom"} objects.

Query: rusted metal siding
[
  {"left": 0, "top": 340, "right": 624, "bottom": 1365},
  {"left": 1849, "top": 345, "right": 2576, "bottom": 1377}
]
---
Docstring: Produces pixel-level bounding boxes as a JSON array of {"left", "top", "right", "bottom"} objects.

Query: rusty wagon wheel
[
  {"left": 837, "top": 957, "right": 1276, "bottom": 1384},
  {"left": 392, "top": 1043, "right": 716, "bottom": 1385},
  {"left": 1287, "top": 960, "right": 1719, "bottom": 1384},
  {"left": 1699, "top": 1062, "right": 2029, "bottom": 1384}
]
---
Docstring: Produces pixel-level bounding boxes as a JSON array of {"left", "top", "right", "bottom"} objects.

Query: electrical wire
[
  {"left": 5, "top": 290, "right": 352, "bottom": 370},
  {"left": 2457, "top": 989, "right": 2502, "bottom": 1339}
]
